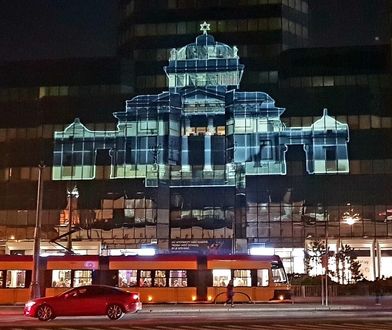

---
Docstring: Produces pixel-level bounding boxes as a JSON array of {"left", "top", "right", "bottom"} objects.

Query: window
[
  {"left": 6, "top": 270, "right": 26, "bottom": 288},
  {"left": 233, "top": 270, "right": 251, "bottom": 287},
  {"left": 257, "top": 269, "right": 269, "bottom": 287},
  {"left": 118, "top": 270, "right": 137, "bottom": 287},
  {"left": 212, "top": 269, "right": 231, "bottom": 287},
  {"left": 154, "top": 270, "right": 166, "bottom": 287},
  {"left": 140, "top": 270, "right": 152, "bottom": 287},
  {"left": 52, "top": 270, "right": 71, "bottom": 287},
  {"left": 169, "top": 270, "right": 187, "bottom": 287},
  {"left": 73, "top": 270, "right": 92, "bottom": 287},
  {"left": 0, "top": 270, "right": 3, "bottom": 287},
  {"left": 271, "top": 262, "right": 287, "bottom": 283},
  {"left": 325, "top": 147, "right": 336, "bottom": 162}
]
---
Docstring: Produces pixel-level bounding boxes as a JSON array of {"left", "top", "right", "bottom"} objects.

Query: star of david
[{"left": 200, "top": 21, "right": 210, "bottom": 34}]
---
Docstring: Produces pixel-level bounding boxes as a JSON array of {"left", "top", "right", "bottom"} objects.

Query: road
[{"left": 2, "top": 302, "right": 392, "bottom": 329}]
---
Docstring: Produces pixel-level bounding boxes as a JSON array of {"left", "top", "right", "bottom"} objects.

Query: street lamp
[{"left": 30, "top": 162, "right": 45, "bottom": 299}]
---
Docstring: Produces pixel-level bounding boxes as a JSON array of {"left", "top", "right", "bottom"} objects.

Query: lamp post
[
  {"left": 67, "top": 185, "right": 79, "bottom": 251},
  {"left": 30, "top": 162, "right": 45, "bottom": 299}
]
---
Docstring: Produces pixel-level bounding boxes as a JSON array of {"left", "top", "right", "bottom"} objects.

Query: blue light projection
[{"left": 53, "top": 23, "right": 349, "bottom": 186}]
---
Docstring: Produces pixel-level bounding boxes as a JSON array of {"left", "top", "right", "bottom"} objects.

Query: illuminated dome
[
  {"left": 164, "top": 22, "right": 243, "bottom": 89},
  {"left": 173, "top": 33, "right": 238, "bottom": 61}
]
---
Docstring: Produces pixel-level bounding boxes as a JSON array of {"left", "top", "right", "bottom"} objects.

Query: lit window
[
  {"left": 257, "top": 269, "right": 269, "bottom": 287},
  {"left": 212, "top": 269, "right": 231, "bottom": 287},
  {"left": 73, "top": 270, "right": 92, "bottom": 287},
  {"left": 271, "top": 263, "right": 287, "bottom": 283},
  {"left": 154, "top": 270, "right": 166, "bottom": 287},
  {"left": 6, "top": 270, "right": 26, "bottom": 288},
  {"left": 233, "top": 270, "right": 251, "bottom": 287},
  {"left": 118, "top": 270, "right": 137, "bottom": 287},
  {"left": 140, "top": 270, "right": 152, "bottom": 287},
  {"left": 169, "top": 270, "right": 187, "bottom": 287},
  {"left": 52, "top": 270, "right": 71, "bottom": 287}
]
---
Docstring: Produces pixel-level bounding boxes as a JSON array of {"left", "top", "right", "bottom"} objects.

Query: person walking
[
  {"left": 224, "top": 279, "right": 235, "bottom": 307},
  {"left": 374, "top": 277, "right": 382, "bottom": 305}
]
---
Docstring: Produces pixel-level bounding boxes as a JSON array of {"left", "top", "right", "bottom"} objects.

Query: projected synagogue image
[{"left": 53, "top": 23, "right": 349, "bottom": 186}]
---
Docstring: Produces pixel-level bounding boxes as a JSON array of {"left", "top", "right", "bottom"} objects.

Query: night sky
[
  {"left": 0, "top": 0, "right": 389, "bottom": 62},
  {"left": 0, "top": 0, "right": 118, "bottom": 61}
]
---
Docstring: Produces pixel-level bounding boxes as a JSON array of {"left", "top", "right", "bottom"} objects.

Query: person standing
[{"left": 224, "top": 279, "right": 234, "bottom": 307}]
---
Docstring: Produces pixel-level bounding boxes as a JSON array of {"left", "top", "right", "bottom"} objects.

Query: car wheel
[
  {"left": 107, "top": 304, "right": 124, "bottom": 320},
  {"left": 37, "top": 304, "right": 54, "bottom": 321}
]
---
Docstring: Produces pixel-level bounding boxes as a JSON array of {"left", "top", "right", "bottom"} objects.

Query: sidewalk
[{"left": 2, "top": 296, "right": 392, "bottom": 315}]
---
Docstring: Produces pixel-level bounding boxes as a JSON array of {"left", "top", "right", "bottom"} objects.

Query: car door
[
  {"left": 53, "top": 288, "right": 86, "bottom": 316},
  {"left": 75, "top": 286, "right": 104, "bottom": 316},
  {"left": 84, "top": 286, "right": 108, "bottom": 315}
]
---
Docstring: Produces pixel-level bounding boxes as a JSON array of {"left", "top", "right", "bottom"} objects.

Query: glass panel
[
  {"left": 0, "top": 270, "right": 3, "bottom": 287},
  {"left": 52, "top": 270, "right": 71, "bottom": 287},
  {"left": 6, "top": 270, "right": 26, "bottom": 288},
  {"left": 118, "top": 270, "right": 137, "bottom": 287},
  {"left": 212, "top": 269, "right": 231, "bottom": 287},
  {"left": 169, "top": 270, "right": 187, "bottom": 287},
  {"left": 233, "top": 269, "right": 251, "bottom": 287},
  {"left": 154, "top": 270, "right": 166, "bottom": 287},
  {"left": 271, "top": 264, "right": 287, "bottom": 283},
  {"left": 140, "top": 270, "right": 152, "bottom": 287},
  {"left": 73, "top": 270, "right": 92, "bottom": 287},
  {"left": 257, "top": 269, "right": 269, "bottom": 287}
]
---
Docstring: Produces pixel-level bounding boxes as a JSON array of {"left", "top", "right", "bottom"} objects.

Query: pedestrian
[
  {"left": 224, "top": 279, "right": 234, "bottom": 307},
  {"left": 374, "top": 277, "right": 382, "bottom": 305}
]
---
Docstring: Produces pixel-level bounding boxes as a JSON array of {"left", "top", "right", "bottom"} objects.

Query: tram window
[
  {"left": 257, "top": 269, "right": 269, "bottom": 287},
  {"left": 271, "top": 264, "right": 287, "bottom": 283},
  {"left": 212, "top": 269, "right": 231, "bottom": 287},
  {"left": 169, "top": 270, "right": 187, "bottom": 287},
  {"left": 73, "top": 270, "right": 92, "bottom": 287},
  {"left": 140, "top": 270, "right": 152, "bottom": 287},
  {"left": 154, "top": 270, "right": 167, "bottom": 287},
  {"left": 118, "top": 270, "right": 137, "bottom": 287},
  {"left": 233, "top": 270, "right": 251, "bottom": 287},
  {"left": 0, "top": 270, "right": 3, "bottom": 287},
  {"left": 6, "top": 270, "right": 26, "bottom": 288},
  {"left": 52, "top": 270, "right": 71, "bottom": 287}
]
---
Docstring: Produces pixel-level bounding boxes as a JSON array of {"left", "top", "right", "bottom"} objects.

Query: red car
[{"left": 24, "top": 285, "right": 142, "bottom": 321}]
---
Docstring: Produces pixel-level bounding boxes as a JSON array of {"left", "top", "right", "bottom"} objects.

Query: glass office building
[{"left": 0, "top": 2, "right": 391, "bottom": 279}]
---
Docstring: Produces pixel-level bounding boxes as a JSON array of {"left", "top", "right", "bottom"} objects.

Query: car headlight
[{"left": 25, "top": 301, "right": 37, "bottom": 308}]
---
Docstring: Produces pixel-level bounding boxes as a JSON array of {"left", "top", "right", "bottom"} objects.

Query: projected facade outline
[{"left": 53, "top": 25, "right": 349, "bottom": 186}]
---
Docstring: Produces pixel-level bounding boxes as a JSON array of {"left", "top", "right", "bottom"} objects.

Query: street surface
[{"left": 1, "top": 296, "right": 392, "bottom": 329}]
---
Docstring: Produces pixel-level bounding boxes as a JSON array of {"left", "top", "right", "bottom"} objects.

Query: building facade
[{"left": 0, "top": 2, "right": 391, "bottom": 280}]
